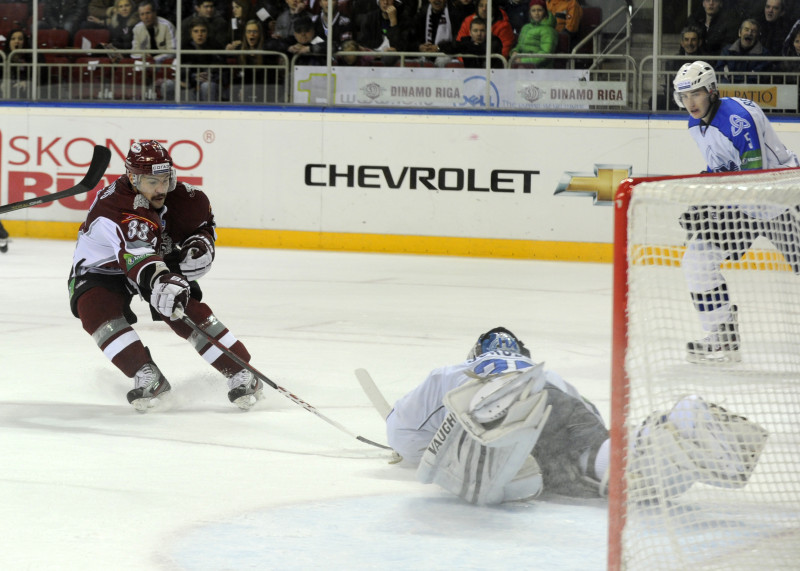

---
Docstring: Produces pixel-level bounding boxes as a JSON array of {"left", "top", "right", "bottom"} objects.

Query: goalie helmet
[
  {"left": 467, "top": 327, "right": 531, "bottom": 360},
  {"left": 672, "top": 60, "right": 718, "bottom": 109},
  {"left": 125, "top": 140, "right": 177, "bottom": 192}
]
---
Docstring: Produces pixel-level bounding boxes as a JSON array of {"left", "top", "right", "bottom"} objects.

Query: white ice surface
[{"left": 0, "top": 238, "right": 612, "bottom": 570}]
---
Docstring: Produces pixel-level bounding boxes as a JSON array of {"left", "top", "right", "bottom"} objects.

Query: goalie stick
[
  {"left": 173, "top": 308, "right": 392, "bottom": 451},
  {"left": 0, "top": 145, "right": 112, "bottom": 215},
  {"left": 354, "top": 368, "right": 403, "bottom": 463},
  {"left": 354, "top": 368, "right": 392, "bottom": 420}
]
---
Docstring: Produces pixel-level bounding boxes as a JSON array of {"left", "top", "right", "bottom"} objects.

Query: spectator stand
[{"left": 638, "top": 54, "right": 800, "bottom": 114}]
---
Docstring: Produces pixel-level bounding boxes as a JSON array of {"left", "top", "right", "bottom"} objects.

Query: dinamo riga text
[{"left": 305, "top": 164, "right": 540, "bottom": 193}]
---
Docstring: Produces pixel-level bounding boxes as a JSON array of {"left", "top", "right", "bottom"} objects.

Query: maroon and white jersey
[{"left": 70, "top": 175, "right": 217, "bottom": 293}]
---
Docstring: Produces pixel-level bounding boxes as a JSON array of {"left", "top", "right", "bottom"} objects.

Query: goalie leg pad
[
  {"left": 629, "top": 413, "right": 700, "bottom": 503},
  {"left": 629, "top": 396, "right": 768, "bottom": 502},
  {"left": 668, "top": 395, "right": 768, "bottom": 488},
  {"left": 416, "top": 411, "right": 544, "bottom": 505}
]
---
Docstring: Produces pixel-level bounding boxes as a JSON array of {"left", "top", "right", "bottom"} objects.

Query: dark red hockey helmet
[
  {"left": 125, "top": 140, "right": 173, "bottom": 176},
  {"left": 125, "top": 140, "right": 176, "bottom": 192}
]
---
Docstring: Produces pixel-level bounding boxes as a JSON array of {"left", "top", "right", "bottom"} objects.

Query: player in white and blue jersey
[{"left": 673, "top": 61, "right": 800, "bottom": 363}]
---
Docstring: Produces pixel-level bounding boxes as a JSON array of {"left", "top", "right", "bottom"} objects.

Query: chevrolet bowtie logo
[{"left": 554, "top": 165, "right": 632, "bottom": 205}]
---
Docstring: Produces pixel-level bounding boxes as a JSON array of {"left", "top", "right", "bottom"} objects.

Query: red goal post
[{"left": 608, "top": 169, "right": 800, "bottom": 570}]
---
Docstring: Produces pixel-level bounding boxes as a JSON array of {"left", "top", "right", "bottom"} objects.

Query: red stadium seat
[
  {"left": 0, "top": 3, "right": 29, "bottom": 36},
  {"left": 36, "top": 28, "right": 69, "bottom": 49}
]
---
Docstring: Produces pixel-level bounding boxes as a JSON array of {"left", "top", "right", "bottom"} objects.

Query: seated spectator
[
  {"left": 282, "top": 14, "right": 327, "bottom": 65},
  {"left": 91, "top": 0, "right": 140, "bottom": 52},
  {"left": 41, "top": 0, "right": 90, "bottom": 43},
  {"left": 336, "top": 38, "right": 372, "bottom": 65},
  {"left": 182, "top": 0, "right": 229, "bottom": 48},
  {"left": 716, "top": 18, "right": 772, "bottom": 83},
  {"left": 274, "top": 0, "right": 311, "bottom": 40},
  {"left": 755, "top": 0, "right": 792, "bottom": 56},
  {"left": 501, "top": 0, "right": 531, "bottom": 36},
  {"left": 231, "top": 19, "right": 276, "bottom": 102},
  {"left": 86, "top": 0, "right": 116, "bottom": 27},
  {"left": 356, "top": 0, "right": 412, "bottom": 59},
  {"left": 1, "top": 29, "right": 47, "bottom": 99},
  {"left": 439, "top": 17, "right": 503, "bottom": 67},
  {"left": 546, "top": 0, "right": 581, "bottom": 46},
  {"left": 676, "top": 23, "right": 706, "bottom": 62},
  {"left": 784, "top": 19, "right": 800, "bottom": 59},
  {"left": 689, "top": 0, "right": 739, "bottom": 55},
  {"left": 412, "top": 0, "right": 461, "bottom": 57},
  {"left": 456, "top": 0, "right": 515, "bottom": 58},
  {"left": 131, "top": 0, "right": 177, "bottom": 62},
  {"left": 651, "top": 24, "right": 706, "bottom": 110},
  {"left": 782, "top": 20, "right": 800, "bottom": 63},
  {"left": 227, "top": 0, "right": 254, "bottom": 50},
  {"left": 780, "top": 19, "right": 800, "bottom": 110},
  {"left": 450, "top": 0, "right": 476, "bottom": 35},
  {"left": 169, "top": 18, "right": 225, "bottom": 101},
  {"left": 510, "top": 0, "right": 557, "bottom": 67},
  {"left": 314, "top": 0, "right": 355, "bottom": 53}
]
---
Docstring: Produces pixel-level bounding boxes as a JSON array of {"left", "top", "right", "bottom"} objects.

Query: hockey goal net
[{"left": 608, "top": 170, "right": 800, "bottom": 570}]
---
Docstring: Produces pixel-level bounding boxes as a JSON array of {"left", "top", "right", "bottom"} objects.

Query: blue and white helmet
[
  {"left": 673, "top": 60, "right": 718, "bottom": 108},
  {"left": 467, "top": 327, "right": 531, "bottom": 360}
]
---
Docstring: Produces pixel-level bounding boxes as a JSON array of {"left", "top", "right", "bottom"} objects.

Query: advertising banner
[
  {"left": 292, "top": 67, "right": 629, "bottom": 109},
  {"left": 1, "top": 106, "right": 798, "bottom": 249}
]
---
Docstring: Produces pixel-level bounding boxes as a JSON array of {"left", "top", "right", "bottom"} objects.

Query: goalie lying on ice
[{"left": 385, "top": 327, "right": 768, "bottom": 505}]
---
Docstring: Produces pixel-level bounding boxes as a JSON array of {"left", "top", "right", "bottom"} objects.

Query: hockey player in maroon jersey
[{"left": 68, "top": 140, "right": 263, "bottom": 412}]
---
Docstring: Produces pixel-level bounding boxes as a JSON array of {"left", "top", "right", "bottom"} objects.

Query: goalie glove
[
  {"left": 150, "top": 273, "right": 190, "bottom": 320},
  {"left": 179, "top": 234, "right": 215, "bottom": 280}
]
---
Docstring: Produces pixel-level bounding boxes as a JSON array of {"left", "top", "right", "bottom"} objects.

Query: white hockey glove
[
  {"left": 179, "top": 234, "right": 215, "bottom": 280},
  {"left": 150, "top": 273, "right": 191, "bottom": 320}
]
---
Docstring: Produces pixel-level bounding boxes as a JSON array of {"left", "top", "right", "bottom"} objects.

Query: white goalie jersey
[{"left": 386, "top": 351, "right": 603, "bottom": 465}]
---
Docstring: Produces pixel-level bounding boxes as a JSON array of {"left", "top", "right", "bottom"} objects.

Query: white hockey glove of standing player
[
  {"left": 179, "top": 234, "right": 215, "bottom": 280},
  {"left": 150, "top": 273, "right": 191, "bottom": 320}
]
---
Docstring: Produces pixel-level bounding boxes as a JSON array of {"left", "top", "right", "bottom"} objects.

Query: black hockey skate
[
  {"left": 686, "top": 305, "right": 740, "bottom": 363},
  {"left": 127, "top": 363, "right": 172, "bottom": 412},
  {"left": 227, "top": 369, "right": 264, "bottom": 410},
  {"left": 0, "top": 221, "right": 8, "bottom": 253}
]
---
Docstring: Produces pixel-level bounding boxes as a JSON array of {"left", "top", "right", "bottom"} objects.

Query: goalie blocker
[{"left": 417, "top": 365, "right": 551, "bottom": 505}]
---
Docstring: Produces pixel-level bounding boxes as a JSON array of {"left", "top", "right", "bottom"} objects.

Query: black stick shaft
[
  {"left": 176, "top": 310, "right": 392, "bottom": 451},
  {"left": 0, "top": 145, "right": 112, "bottom": 215}
]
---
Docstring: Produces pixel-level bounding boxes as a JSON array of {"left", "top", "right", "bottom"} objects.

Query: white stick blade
[{"left": 355, "top": 368, "right": 392, "bottom": 420}]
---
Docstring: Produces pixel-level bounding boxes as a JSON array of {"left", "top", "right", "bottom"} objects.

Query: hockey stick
[
  {"left": 355, "top": 368, "right": 392, "bottom": 420},
  {"left": 174, "top": 309, "right": 392, "bottom": 451},
  {"left": 0, "top": 145, "right": 112, "bottom": 215},
  {"left": 354, "top": 368, "right": 403, "bottom": 463}
]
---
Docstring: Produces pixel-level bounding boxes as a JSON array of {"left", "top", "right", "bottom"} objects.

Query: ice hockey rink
[{"left": 0, "top": 238, "right": 612, "bottom": 570}]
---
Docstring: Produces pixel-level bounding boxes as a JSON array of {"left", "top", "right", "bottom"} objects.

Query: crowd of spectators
[
  {"left": 1, "top": 0, "right": 800, "bottom": 104},
  {"left": 0, "top": 0, "right": 583, "bottom": 73},
  {"left": 681, "top": 0, "right": 800, "bottom": 80}
]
